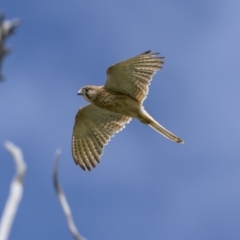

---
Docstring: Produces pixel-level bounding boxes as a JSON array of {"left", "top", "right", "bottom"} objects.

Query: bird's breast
[{"left": 92, "top": 91, "right": 141, "bottom": 118}]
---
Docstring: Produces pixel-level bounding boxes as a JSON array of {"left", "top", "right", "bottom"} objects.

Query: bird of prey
[{"left": 72, "top": 51, "right": 183, "bottom": 170}]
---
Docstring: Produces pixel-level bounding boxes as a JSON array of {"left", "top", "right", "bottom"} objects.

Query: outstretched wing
[
  {"left": 104, "top": 51, "right": 164, "bottom": 103},
  {"left": 72, "top": 104, "right": 131, "bottom": 171}
]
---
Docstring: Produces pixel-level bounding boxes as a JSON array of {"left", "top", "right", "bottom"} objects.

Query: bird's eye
[{"left": 85, "top": 88, "right": 88, "bottom": 92}]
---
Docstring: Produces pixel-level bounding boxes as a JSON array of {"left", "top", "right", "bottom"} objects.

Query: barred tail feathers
[{"left": 139, "top": 111, "right": 183, "bottom": 143}]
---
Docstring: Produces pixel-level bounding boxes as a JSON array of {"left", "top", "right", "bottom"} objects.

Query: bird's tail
[{"left": 139, "top": 110, "right": 184, "bottom": 143}]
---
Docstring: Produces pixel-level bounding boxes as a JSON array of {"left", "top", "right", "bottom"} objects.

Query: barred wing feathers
[
  {"left": 105, "top": 51, "right": 164, "bottom": 103},
  {"left": 72, "top": 104, "right": 131, "bottom": 170}
]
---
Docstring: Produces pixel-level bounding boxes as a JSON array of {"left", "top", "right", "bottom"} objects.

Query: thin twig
[
  {"left": 0, "top": 142, "right": 27, "bottom": 240},
  {"left": 53, "top": 150, "right": 86, "bottom": 240}
]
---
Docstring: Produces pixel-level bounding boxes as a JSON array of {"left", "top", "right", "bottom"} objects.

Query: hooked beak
[{"left": 77, "top": 89, "right": 83, "bottom": 96}]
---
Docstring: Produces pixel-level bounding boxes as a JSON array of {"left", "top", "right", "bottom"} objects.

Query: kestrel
[{"left": 72, "top": 51, "right": 183, "bottom": 170}]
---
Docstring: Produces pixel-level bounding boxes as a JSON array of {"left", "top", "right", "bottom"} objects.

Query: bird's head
[{"left": 77, "top": 86, "right": 99, "bottom": 102}]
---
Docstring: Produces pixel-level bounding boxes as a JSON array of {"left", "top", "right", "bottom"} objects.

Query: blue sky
[{"left": 1, "top": 0, "right": 240, "bottom": 239}]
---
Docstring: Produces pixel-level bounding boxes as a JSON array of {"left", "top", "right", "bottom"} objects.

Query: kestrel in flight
[{"left": 72, "top": 51, "right": 183, "bottom": 170}]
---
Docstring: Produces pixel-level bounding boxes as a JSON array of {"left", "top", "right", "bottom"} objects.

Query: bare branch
[
  {"left": 0, "top": 13, "right": 20, "bottom": 81},
  {"left": 0, "top": 142, "right": 27, "bottom": 240},
  {"left": 53, "top": 150, "right": 86, "bottom": 240}
]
